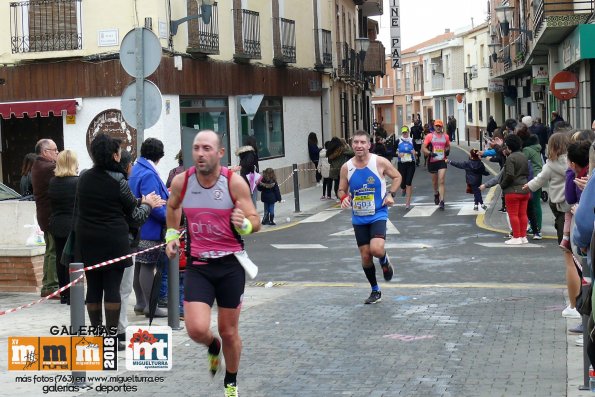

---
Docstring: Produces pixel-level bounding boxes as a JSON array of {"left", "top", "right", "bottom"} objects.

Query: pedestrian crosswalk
[{"left": 329, "top": 220, "right": 400, "bottom": 236}]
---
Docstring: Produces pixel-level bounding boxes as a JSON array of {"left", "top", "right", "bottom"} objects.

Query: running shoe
[
  {"left": 562, "top": 305, "right": 581, "bottom": 319},
  {"left": 381, "top": 256, "right": 394, "bottom": 281},
  {"left": 569, "top": 323, "right": 583, "bottom": 334},
  {"left": 434, "top": 193, "right": 440, "bottom": 205},
  {"left": 532, "top": 232, "right": 542, "bottom": 240},
  {"left": 473, "top": 205, "right": 478, "bottom": 211},
  {"left": 208, "top": 348, "right": 221, "bottom": 377},
  {"left": 439, "top": 200, "right": 445, "bottom": 210},
  {"left": 504, "top": 237, "right": 523, "bottom": 245},
  {"left": 481, "top": 204, "right": 488, "bottom": 210},
  {"left": 224, "top": 382, "right": 239, "bottom": 397},
  {"left": 521, "top": 237, "right": 529, "bottom": 244},
  {"left": 364, "top": 290, "right": 382, "bottom": 304}
]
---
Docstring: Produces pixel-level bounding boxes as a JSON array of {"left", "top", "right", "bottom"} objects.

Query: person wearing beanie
[{"left": 521, "top": 115, "right": 533, "bottom": 127}]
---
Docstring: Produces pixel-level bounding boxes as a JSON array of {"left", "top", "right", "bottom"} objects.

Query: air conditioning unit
[
  {"left": 405, "top": 95, "right": 413, "bottom": 103},
  {"left": 532, "top": 91, "right": 545, "bottom": 102}
]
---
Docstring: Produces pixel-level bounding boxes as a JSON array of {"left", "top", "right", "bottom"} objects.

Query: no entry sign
[{"left": 550, "top": 71, "right": 579, "bottom": 100}]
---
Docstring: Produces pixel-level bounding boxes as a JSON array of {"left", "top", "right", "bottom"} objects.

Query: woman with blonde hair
[{"left": 48, "top": 150, "right": 79, "bottom": 304}]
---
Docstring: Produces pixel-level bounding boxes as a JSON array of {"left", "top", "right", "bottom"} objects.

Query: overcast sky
[{"left": 374, "top": 0, "right": 490, "bottom": 51}]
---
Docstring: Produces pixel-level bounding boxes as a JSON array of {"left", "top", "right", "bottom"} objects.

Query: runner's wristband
[
  {"left": 165, "top": 228, "right": 180, "bottom": 243},
  {"left": 235, "top": 218, "right": 253, "bottom": 235}
]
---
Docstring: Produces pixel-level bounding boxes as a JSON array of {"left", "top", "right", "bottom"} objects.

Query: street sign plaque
[{"left": 120, "top": 80, "right": 162, "bottom": 130}]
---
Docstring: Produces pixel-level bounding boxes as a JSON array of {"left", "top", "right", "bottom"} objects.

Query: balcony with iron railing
[
  {"left": 187, "top": 1, "right": 219, "bottom": 55},
  {"left": 233, "top": 8, "right": 261, "bottom": 61},
  {"left": 373, "top": 87, "right": 394, "bottom": 96},
  {"left": 533, "top": 0, "right": 594, "bottom": 36},
  {"left": 273, "top": 17, "right": 296, "bottom": 66},
  {"left": 315, "top": 29, "right": 333, "bottom": 69},
  {"left": 336, "top": 42, "right": 355, "bottom": 79},
  {"left": 10, "top": 0, "right": 82, "bottom": 54}
]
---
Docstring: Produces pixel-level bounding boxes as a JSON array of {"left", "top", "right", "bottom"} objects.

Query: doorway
[{"left": 1, "top": 115, "right": 64, "bottom": 192}]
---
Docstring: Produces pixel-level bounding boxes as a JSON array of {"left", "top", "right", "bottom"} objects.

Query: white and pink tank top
[{"left": 181, "top": 167, "right": 243, "bottom": 260}]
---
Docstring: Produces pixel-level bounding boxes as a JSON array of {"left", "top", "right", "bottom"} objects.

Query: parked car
[{"left": 0, "top": 182, "right": 23, "bottom": 201}]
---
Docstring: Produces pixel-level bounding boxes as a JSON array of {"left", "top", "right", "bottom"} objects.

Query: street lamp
[
  {"left": 494, "top": 3, "right": 533, "bottom": 40},
  {"left": 487, "top": 42, "right": 501, "bottom": 62},
  {"left": 354, "top": 37, "right": 370, "bottom": 62},
  {"left": 170, "top": 0, "right": 213, "bottom": 36}
]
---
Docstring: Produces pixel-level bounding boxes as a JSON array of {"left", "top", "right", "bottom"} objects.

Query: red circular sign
[{"left": 550, "top": 71, "right": 579, "bottom": 100}]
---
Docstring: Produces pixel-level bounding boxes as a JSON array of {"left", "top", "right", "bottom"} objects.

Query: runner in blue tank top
[{"left": 338, "top": 130, "right": 403, "bottom": 304}]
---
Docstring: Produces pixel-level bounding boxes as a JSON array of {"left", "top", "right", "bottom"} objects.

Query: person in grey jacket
[{"left": 500, "top": 134, "right": 530, "bottom": 245}]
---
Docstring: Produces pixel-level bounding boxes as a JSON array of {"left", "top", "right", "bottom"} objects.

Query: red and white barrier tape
[
  {"left": 0, "top": 274, "right": 84, "bottom": 316},
  {"left": 0, "top": 230, "right": 185, "bottom": 316}
]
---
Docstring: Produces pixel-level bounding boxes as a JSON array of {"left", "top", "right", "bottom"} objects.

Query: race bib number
[
  {"left": 352, "top": 193, "right": 375, "bottom": 216},
  {"left": 434, "top": 148, "right": 445, "bottom": 160},
  {"left": 401, "top": 153, "right": 412, "bottom": 162}
]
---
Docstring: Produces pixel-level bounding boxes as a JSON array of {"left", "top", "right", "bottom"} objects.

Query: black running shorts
[
  {"left": 184, "top": 254, "right": 245, "bottom": 309},
  {"left": 353, "top": 220, "right": 387, "bottom": 247},
  {"left": 427, "top": 160, "right": 447, "bottom": 174},
  {"left": 397, "top": 161, "right": 416, "bottom": 188}
]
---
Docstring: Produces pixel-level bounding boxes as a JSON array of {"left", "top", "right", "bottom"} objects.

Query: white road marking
[
  {"left": 457, "top": 205, "right": 487, "bottom": 216},
  {"left": 403, "top": 206, "right": 437, "bottom": 217},
  {"left": 384, "top": 243, "right": 432, "bottom": 249},
  {"left": 271, "top": 244, "right": 328, "bottom": 249},
  {"left": 330, "top": 220, "right": 400, "bottom": 236},
  {"left": 475, "top": 242, "right": 543, "bottom": 248},
  {"left": 301, "top": 210, "right": 342, "bottom": 223}
]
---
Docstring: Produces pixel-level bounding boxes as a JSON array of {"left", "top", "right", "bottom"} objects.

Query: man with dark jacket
[
  {"left": 531, "top": 117, "right": 548, "bottom": 162},
  {"left": 410, "top": 120, "right": 424, "bottom": 166},
  {"left": 487, "top": 116, "right": 497, "bottom": 137},
  {"left": 31, "top": 139, "right": 59, "bottom": 298}
]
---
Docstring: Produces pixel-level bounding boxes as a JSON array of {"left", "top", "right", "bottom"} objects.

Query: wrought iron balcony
[
  {"left": 10, "top": 0, "right": 82, "bottom": 53},
  {"left": 187, "top": 1, "right": 219, "bottom": 55},
  {"left": 233, "top": 8, "right": 261, "bottom": 61},
  {"left": 315, "top": 29, "right": 332, "bottom": 69},
  {"left": 337, "top": 42, "right": 355, "bottom": 79},
  {"left": 273, "top": 17, "right": 296, "bottom": 65},
  {"left": 533, "top": 0, "right": 594, "bottom": 35},
  {"left": 363, "top": 40, "right": 385, "bottom": 77}
]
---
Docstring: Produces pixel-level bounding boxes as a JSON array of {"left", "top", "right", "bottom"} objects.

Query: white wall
[{"left": 63, "top": 95, "right": 181, "bottom": 183}]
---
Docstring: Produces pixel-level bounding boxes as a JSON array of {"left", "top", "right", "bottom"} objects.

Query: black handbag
[
  {"left": 60, "top": 188, "right": 78, "bottom": 267},
  {"left": 573, "top": 254, "right": 592, "bottom": 316},
  {"left": 60, "top": 231, "right": 75, "bottom": 267}
]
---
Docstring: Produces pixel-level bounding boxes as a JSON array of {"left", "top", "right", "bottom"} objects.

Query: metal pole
[
  {"left": 579, "top": 313, "right": 590, "bottom": 390},
  {"left": 456, "top": 127, "right": 460, "bottom": 146},
  {"left": 292, "top": 163, "right": 300, "bottom": 213},
  {"left": 466, "top": 127, "right": 470, "bottom": 147},
  {"left": 479, "top": 129, "right": 483, "bottom": 151},
  {"left": 168, "top": 251, "right": 183, "bottom": 330},
  {"left": 69, "top": 263, "right": 87, "bottom": 386},
  {"left": 135, "top": 28, "right": 145, "bottom": 155}
]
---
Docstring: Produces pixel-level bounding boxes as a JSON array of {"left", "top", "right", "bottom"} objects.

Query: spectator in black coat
[
  {"left": 308, "top": 132, "right": 322, "bottom": 184},
  {"left": 75, "top": 134, "right": 161, "bottom": 335},
  {"left": 48, "top": 150, "right": 79, "bottom": 305},
  {"left": 531, "top": 117, "right": 549, "bottom": 162},
  {"left": 487, "top": 116, "right": 497, "bottom": 137},
  {"left": 236, "top": 135, "right": 260, "bottom": 205}
]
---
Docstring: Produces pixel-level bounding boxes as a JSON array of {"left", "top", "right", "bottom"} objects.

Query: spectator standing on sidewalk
[
  {"left": 532, "top": 117, "right": 549, "bottom": 162},
  {"left": 523, "top": 132, "right": 580, "bottom": 319},
  {"left": 338, "top": 130, "right": 402, "bottom": 304},
  {"left": 236, "top": 136, "right": 260, "bottom": 206},
  {"left": 76, "top": 134, "right": 160, "bottom": 338},
  {"left": 31, "top": 139, "right": 59, "bottom": 298},
  {"left": 308, "top": 132, "right": 322, "bottom": 185},
  {"left": 327, "top": 137, "right": 352, "bottom": 200},
  {"left": 486, "top": 116, "right": 497, "bottom": 137},
  {"left": 20, "top": 153, "right": 36, "bottom": 197},
  {"left": 500, "top": 134, "right": 530, "bottom": 245},
  {"left": 166, "top": 149, "right": 185, "bottom": 188},
  {"left": 129, "top": 138, "right": 170, "bottom": 318},
  {"left": 517, "top": 124, "right": 544, "bottom": 240},
  {"left": 317, "top": 141, "right": 332, "bottom": 200},
  {"left": 48, "top": 150, "right": 79, "bottom": 305},
  {"left": 257, "top": 167, "right": 282, "bottom": 225},
  {"left": 165, "top": 130, "right": 261, "bottom": 397}
]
